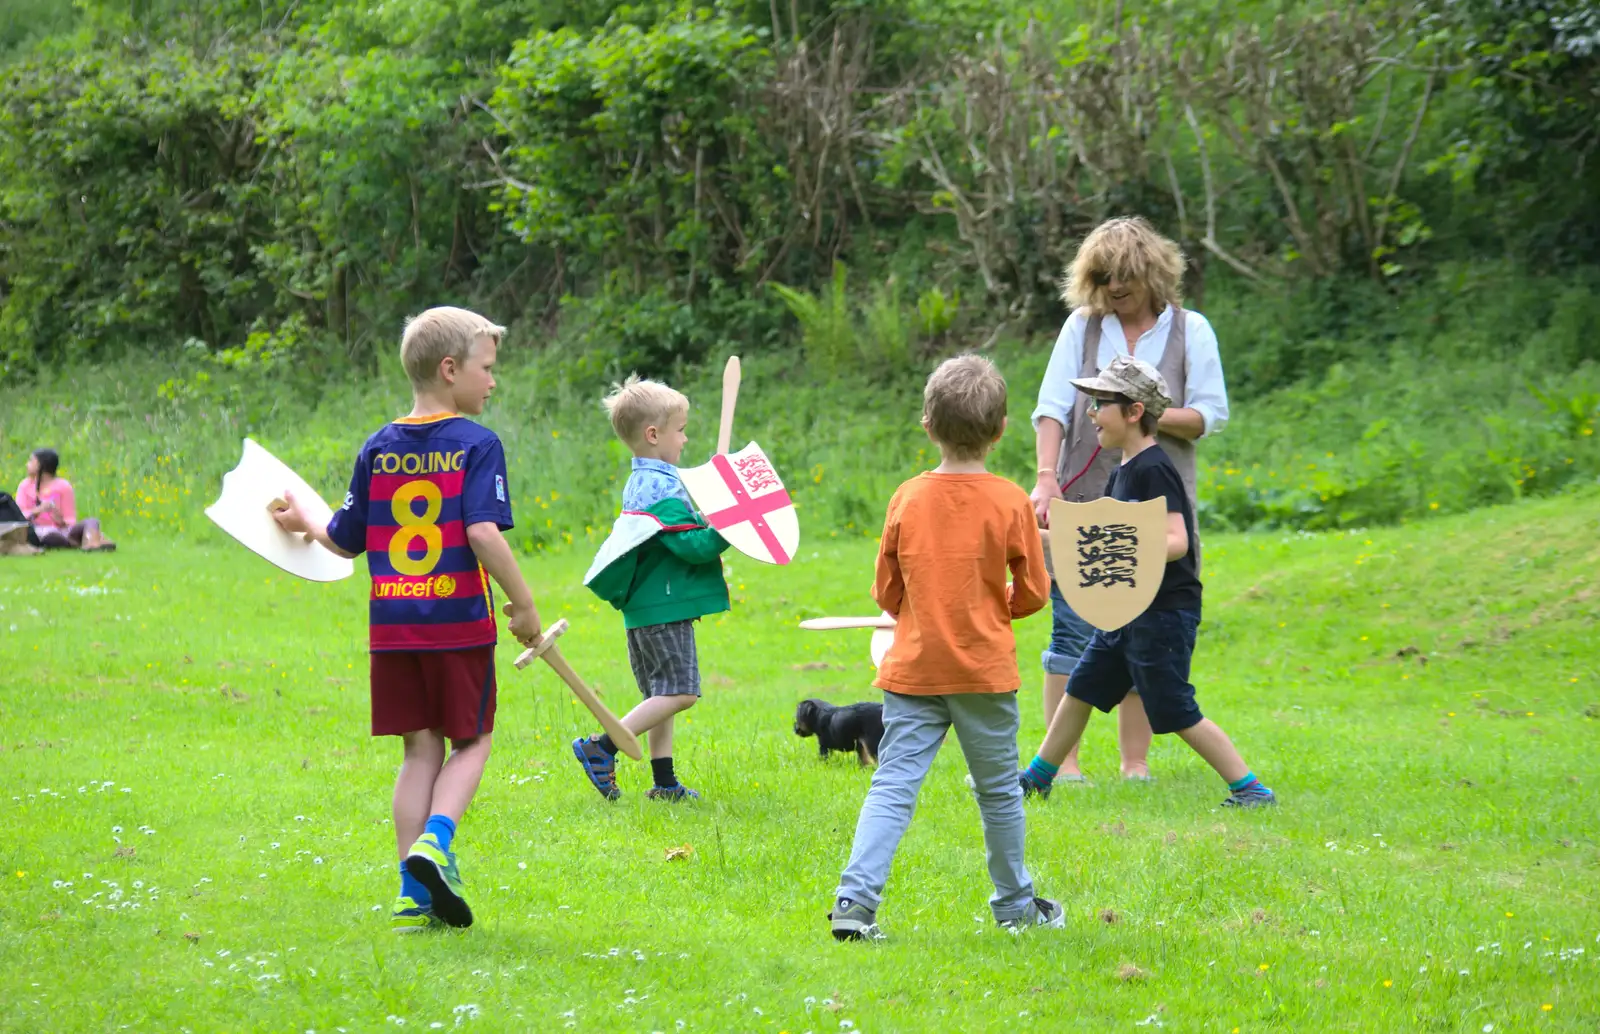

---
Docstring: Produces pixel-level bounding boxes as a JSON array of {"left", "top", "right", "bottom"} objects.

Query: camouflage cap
[{"left": 1069, "top": 355, "right": 1173, "bottom": 418}]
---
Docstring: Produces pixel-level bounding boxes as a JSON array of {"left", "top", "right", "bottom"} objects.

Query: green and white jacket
[{"left": 584, "top": 458, "right": 731, "bottom": 629}]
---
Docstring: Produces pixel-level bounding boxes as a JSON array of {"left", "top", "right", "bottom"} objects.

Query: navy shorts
[{"left": 1065, "top": 608, "right": 1203, "bottom": 735}]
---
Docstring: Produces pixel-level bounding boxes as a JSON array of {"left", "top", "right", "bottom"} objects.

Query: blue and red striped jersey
[{"left": 326, "top": 414, "right": 514, "bottom": 652}]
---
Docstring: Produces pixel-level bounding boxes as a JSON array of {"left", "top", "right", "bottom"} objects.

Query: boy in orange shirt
[{"left": 830, "top": 355, "right": 1060, "bottom": 942}]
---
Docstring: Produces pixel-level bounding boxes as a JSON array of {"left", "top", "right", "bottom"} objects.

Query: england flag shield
[{"left": 680, "top": 442, "right": 799, "bottom": 565}]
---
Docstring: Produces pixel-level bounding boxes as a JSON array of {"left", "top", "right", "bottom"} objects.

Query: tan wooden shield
[{"left": 1049, "top": 497, "right": 1168, "bottom": 632}]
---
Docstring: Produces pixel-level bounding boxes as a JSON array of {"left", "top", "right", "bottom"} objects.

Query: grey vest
[{"left": 1054, "top": 306, "right": 1198, "bottom": 510}]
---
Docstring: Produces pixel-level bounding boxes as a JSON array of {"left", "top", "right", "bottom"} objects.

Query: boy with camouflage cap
[{"left": 1018, "top": 355, "right": 1275, "bottom": 808}]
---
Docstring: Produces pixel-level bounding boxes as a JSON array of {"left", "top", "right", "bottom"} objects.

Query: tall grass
[{"left": 4, "top": 269, "right": 1598, "bottom": 550}]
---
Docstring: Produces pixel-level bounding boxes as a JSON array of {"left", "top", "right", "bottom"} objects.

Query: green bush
[
  {"left": 7, "top": 340, "right": 1592, "bottom": 552},
  {"left": 1199, "top": 357, "right": 1600, "bottom": 530}
]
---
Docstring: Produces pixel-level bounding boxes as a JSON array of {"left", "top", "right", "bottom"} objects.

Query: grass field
[{"left": 2, "top": 491, "right": 1598, "bottom": 1033}]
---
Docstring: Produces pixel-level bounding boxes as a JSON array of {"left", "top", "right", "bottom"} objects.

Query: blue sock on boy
[
  {"left": 1024, "top": 755, "right": 1060, "bottom": 789},
  {"left": 424, "top": 814, "right": 457, "bottom": 853},
  {"left": 398, "top": 816, "right": 456, "bottom": 908},
  {"left": 400, "top": 862, "right": 431, "bottom": 905},
  {"left": 1228, "top": 772, "right": 1265, "bottom": 792}
]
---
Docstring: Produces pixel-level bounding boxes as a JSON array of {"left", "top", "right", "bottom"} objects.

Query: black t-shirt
[{"left": 1104, "top": 444, "right": 1202, "bottom": 613}]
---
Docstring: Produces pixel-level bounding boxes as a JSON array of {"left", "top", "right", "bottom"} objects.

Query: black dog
[{"left": 794, "top": 698, "right": 884, "bottom": 767}]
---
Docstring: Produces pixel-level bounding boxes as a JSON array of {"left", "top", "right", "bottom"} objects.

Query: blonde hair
[
  {"left": 400, "top": 306, "right": 505, "bottom": 387},
  {"left": 923, "top": 354, "right": 1007, "bottom": 460},
  {"left": 1060, "top": 216, "right": 1186, "bottom": 315},
  {"left": 602, "top": 374, "right": 689, "bottom": 445}
]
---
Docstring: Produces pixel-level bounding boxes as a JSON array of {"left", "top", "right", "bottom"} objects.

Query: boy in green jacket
[{"left": 574, "top": 375, "right": 732, "bottom": 801}]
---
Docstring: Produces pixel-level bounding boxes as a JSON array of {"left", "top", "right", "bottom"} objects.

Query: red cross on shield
[{"left": 680, "top": 442, "right": 800, "bottom": 565}]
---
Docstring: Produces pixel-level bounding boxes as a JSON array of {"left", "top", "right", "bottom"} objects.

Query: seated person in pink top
[{"left": 16, "top": 448, "right": 116, "bottom": 552}]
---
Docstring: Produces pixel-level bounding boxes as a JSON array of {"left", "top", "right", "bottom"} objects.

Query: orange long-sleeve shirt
[{"left": 871, "top": 472, "right": 1050, "bottom": 695}]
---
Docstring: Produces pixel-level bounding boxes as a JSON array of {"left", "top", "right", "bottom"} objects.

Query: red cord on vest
[{"left": 1060, "top": 445, "right": 1101, "bottom": 495}]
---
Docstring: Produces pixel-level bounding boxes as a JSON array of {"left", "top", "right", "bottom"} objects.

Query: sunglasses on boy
[{"left": 1086, "top": 395, "right": 1135, "bottom": 412}]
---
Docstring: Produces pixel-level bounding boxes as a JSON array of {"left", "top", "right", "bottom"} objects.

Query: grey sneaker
[
  {"left": 1221, "top": 783, "right": 1276, "bottom": 808},
  {"left": 645, "top": 783, "right": 700, "bottom": 802},
  {"left": 963, "top": 770, "right": 1074, "bottom": 798},
  {"left": 830, "top": 898, "right": 885, "bottom": 942},
  {"left": 999, "top": 897, "right": 1066, "bottom": 932}
]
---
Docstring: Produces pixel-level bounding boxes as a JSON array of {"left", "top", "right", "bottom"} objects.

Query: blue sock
[
  {"left": 1026, "top": 755, "right": 1060, "bottom": 788},
  {"left": 1228, "top": 772, "right": 1260, "bottom": 792},
  {"left": 424, "top": 814, "right": 457, "bottom": 854},
  {"left": 400, "top": 862, "right": 431, "bottom": 906}
]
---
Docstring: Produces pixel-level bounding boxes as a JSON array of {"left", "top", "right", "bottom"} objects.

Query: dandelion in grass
[
  {"left": 1383, "top": 980, "right": 1393, "bottom": 988},
  {"left": 1542, "top": 1005, "right": 1553, "bottom": 1012}
]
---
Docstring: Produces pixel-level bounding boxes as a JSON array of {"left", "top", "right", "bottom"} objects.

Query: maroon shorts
[{"left": 370, "top": 646, "right": 497, "bottom": 740}]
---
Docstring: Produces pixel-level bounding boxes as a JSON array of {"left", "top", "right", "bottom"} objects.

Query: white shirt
[{"left": 1030, "top": 307, "right": 1230, "bottom": 438}]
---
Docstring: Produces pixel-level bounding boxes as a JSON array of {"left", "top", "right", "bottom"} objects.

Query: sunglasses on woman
[{"left": 1090, "top": 270, "right": 1114, "bottom": 287}]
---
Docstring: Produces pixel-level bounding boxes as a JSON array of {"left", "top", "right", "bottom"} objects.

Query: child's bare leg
[
  {"left": 621, "top": 693, "right": 697, "bottom": 740},
  {"left": 427, "top": 734, "right": 492, "bottom": 824},
  {"left": 1041, "top": 672, "right": 1085, "bottom": 776},
  {"left": 1119, "top": 692, "right": 1154, "bottom": 777},
  {"left": 1037, "top": 695, "right": 1096, "bottom": 769},
  {"left": 647, "top": 714, "right": 675, "bottom": 759},
  {"left": 1173, "top": 719, "right": 1249, "bottom": 784},
  {"left": 394, "top": 730, "right": 447, "bottom": 858},
  {"left": 1041, "top": 672, "right": 1067, "bottom": 726}
]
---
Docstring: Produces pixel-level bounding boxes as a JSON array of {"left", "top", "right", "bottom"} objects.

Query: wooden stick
[
  {"left": 799, "top": 615, "right": 897, "bottom": 631},
  {"left": 716, "top": 355, "right": 741, "bottom": 455},
  {"left": 512, "top": 618, "right": 643, "bottom": 761}
]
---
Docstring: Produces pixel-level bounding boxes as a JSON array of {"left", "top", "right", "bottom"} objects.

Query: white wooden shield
[
  {"left": 869, "top": 626, "right": 894, "bottom": 668},
  {"left": 680, "top": 442, "right": 799, "bottom": 566},
  {"left": 206, "top": 438, "right": 354, "bottom": 582},
  {"left": 798, "top": 613, "right": 896, "bottom": 668},
  {"left": 1049, "top": 497, "right": 1167, "bottom": 631}
]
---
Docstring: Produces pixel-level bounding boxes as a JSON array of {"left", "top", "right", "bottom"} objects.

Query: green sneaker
[
  {"left": 403, "top": 834, "right": 473, "bottom": 928},
  {"left": 391, "top": 894, "right": 438, "bottom": 934}
]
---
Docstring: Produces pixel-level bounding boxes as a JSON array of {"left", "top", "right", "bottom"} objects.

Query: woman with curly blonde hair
[{"left": 1028, "top": 216, "right": 1229, "bottom": 783}]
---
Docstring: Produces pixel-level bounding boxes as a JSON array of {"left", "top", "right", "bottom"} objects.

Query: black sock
[
  {"left": 651, "top": 756, "right": 677, "bottom": 787},
  {"left": 596, "top": 733, "right": 618, "bottom": 756}
]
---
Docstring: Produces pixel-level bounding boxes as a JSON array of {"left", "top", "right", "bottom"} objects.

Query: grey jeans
[{"left": 835, "top": 690, "right": 1036, "bottom": 922}]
